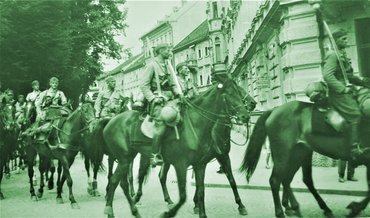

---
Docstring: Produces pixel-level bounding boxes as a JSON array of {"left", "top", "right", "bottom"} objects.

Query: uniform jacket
[
  {"left": 94, "top": 89, "right": 125, "bottom": 117},
  {"left": 35, "top": 88, "right": 67, "bottom": 116},
  {"left": 178, "top": 75, "right": 198, "bottom": 98},
  {"left": 323, "top": 50, "right": 366, "bottom": 94},
  {"left": 140, "top": 58, "right": 180, "bottom": 102},
  {"left": 26, "top": 90, "right": 41, "bottom": 102},
  {"left": 322, "top": 49, "right": 362, "bottom": 122}
]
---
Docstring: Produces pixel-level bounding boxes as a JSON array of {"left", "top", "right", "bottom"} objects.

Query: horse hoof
[
  {"left": 56, "top": 197, "right": 63, "bottom": 204},
  {"left": 48, "top": 182, "right": 54, "bottom": 190},
  {"left": 104, "top": 206, "right": 114, "bottom": 216},
  {"left": 238, "top": 207, "right": 248, "bottom": 215},
  {"left": 134, "top": 212, "right": 142, "bottom": 218},
  {"left": 346, "top": 202, "right": 362, "bottom": 217},
  {"left": 0, "top": 193, "right": 4, "bottom": 200},
  {"left": 31, "top": 195, "right": 38, "bottom": 201},
  {"left": 93, "top": 190, "right": 101, "bottom": 197},
  {"left": 71, "top": 202, "right": 80, "bottom": 209},
  {"left": 324, "top": 210, "right": 334, "bottom": 218},
  {"left": 37, "top": 191, "right": 43, "bottom": 199},
  {"left": 87, "top": 187, "right": 93, "bottom": 195},
  {"left": 159, "top": 212, "right": 169, "bottom": 218},
  {"left": 193, "top": 207, "right": 199, "bottom": 214}
]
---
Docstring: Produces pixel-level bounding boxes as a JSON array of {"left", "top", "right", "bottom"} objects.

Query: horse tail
[
  {"left": 89, "top": 118, "right": 110, "bottom": 172},
  {"left": 240, "top": 110, "right": 272, "bottom": 182}
]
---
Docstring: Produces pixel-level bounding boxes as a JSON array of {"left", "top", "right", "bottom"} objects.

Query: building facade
[{"left": 222, "top": 0, "right": 369, "bottom": 111}]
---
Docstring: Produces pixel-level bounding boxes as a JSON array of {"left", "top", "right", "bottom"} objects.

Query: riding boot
[{"left": 348, "top": 123, "right": 364, "bottom": 162}]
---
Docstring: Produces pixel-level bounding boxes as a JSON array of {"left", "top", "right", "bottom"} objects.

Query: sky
[{"left": 103, "top": 0, "right": 184, "bottom": 71}]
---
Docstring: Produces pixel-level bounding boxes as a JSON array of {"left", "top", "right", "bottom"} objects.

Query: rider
[
  {"left": 26, "top": 80, "right": 41, "bottom": 103},
  {"left": 322, "top": 28, "right": 370, "bottom": 160},
  {"left": 176, "top": 62, "right": 199, "bottom": 99},
  {"left": 28, "top": 77, "right": 67, "bottom": 136},
  {"left": 94, "top": 76, "right": 126, "bottom": 118},
  {"left": 140, "top": 43, "right": 183, "bottom": 167},
  {"left": 15, "top": 94, "right": 26, "bottom": 127}
]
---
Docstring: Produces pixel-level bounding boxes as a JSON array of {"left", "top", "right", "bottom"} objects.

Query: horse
[
  {"left": 0, "top": 103, "right": 17, "bottom": 199},
  {"left": 21, "top": 101, "right": 61, "bottom": 200},
  {"left": 22, "top": 100, "right": 95, "bottom": 207},
  {"left": 240, "top": 89, "right": 370, "bottom": 217},
  {"left": 82, "top": 96, "right": 135, "bottom": 197},
  {"left": 101, "top": 74, "right": 250, "bottom": 218},
  {"left": 156, "top": 92, "right": 256, "bottom": 215}
]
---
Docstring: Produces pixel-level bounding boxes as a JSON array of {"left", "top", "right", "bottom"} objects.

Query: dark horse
[
  {"left": 82, "top": 96, "right": 135, "bottom": 197},
  {"left": 0, "top": 104, "right": 17, "bottom": 199},
  {"left": 157, "top": 91, "right": 256, "bottom": 215},
  {"left": 22, "top": 101, "right": 60, "bottom": 201},
  {"left": 102, "top": 74, "right": 250, "bottom": 218},
  {"left": 240, "top": 90, "right": 370, "bottom": 217},
  {"left": 23, "top": 101, "right": 95, "bottom": 207}
]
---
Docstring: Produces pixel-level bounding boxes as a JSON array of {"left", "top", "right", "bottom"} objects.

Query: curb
[{"left": 191, "top": 182, "right": 367, "bottom": 197}]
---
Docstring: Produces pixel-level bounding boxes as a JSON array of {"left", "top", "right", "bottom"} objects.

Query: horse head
[
  {"left": 23, "top": 101, "right": 36, "bottom": 127},
  {"left": 213, "top": 73, "right": 250, "bottom": 124},
  {"left": 1, "top": 104, "right": 16, "bottom": 131},
  {"left": 78, "top": 101, "right": 95, "bottom": 128}
]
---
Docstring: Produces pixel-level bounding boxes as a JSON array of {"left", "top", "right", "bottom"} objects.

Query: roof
[
  {"left": 173, "top": 20, "right": 209, "bottom": 52},
  {"left": 98, "top": 53, "right": 146, "bottom": 81}
]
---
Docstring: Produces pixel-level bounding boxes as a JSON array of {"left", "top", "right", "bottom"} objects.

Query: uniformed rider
[
  {"left": 94, "top": 76, "right": 126, "bottom": 118},
  {"left": 176, "top": 62, "right": 199, "bottom": 98},
  {"left": 26, "top": 80, "right": 41, "bottom": 103},
  {"left": 140, "top": 43, "right": 183, "bottom": 167},
  {"left": 322, "top": 29, "right": 370, "bottom": 160}
]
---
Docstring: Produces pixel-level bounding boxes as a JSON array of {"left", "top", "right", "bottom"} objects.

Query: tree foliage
[{"left": 0, "top": 0, "right": 127, "bottom": 103}]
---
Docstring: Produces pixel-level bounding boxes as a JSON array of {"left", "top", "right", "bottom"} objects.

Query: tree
[{"left": 0, "top": 0, "right": 127, "bottom": 104}]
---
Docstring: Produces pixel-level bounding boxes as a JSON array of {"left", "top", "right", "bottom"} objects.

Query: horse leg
[
  {"left": 105, "top": 155, "right": 115, "bottom": 198},
  {"left": 161, "top": 164, "right": 187, "bottom": 218},
  {"left": 56, "top": 160, "right": 62, "bottom": 190},
  {"left": 281, "top": 160, "right": 302, "bottom": 217},
  {"left": 217, "top": 155, "right": 248, "bottom": 215},
  {"left": 346, "top": 164, "right": 370, "bottom": 217},
  {"left": 128, "top": 160, "right": 135, "bottom": 197},
  {"left": 37, "top": 156, "right": 47, "bottom": 199},
  {"left": 48, "top": 160, "right": 55, "bottom": 190},
  {"left": 301, "top": 152, "right": 333, "bottom": 217},
  {"left": 119, "top": 160, "right": 141, "bottom": 218},
  {"left": 84, "top": 157, "right": 93, "bottom": 195},
  {"left": 0, "top": 157, "right": 4, "bottom": 200},
  {"left": 193, "top": 164, "right": 207, "bottom": 218},
  {"left": 134, "top": 155, "right": 150, "bottom": 204},
  {"left": 26, "top": 147, "right": 37, "bottom": 201},
  {"left": 105, "top": 162, "right": 125, "bottom": 218},
  {"left": 62, "top": 154, "right": 79, "bottom": 209},
  {"left": 159, "top": 162, "right": 174, "bottom": 206}
]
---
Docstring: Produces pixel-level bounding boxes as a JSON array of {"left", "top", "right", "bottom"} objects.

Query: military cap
[
  {"left": 176, "top": 62, "right": 188, "bottom": 72},
  {"left": 332, "top": 28, "right": 347, "bottom": 40},
  {"left": 153, "top": 43, "right": 170, "bottom": 55},
  {"left": 5, "top": 89, "right": 14, "bottom": 95},
  {"left": 49, "top": 77, "right": 59, "bottom": 83},
  {"left": 31, "top": 80, "right": 39, "bottom": 86}
]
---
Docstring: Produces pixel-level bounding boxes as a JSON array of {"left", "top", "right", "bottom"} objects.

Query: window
[
  {"left": 205, "top": 47, "right": 209, "bottom": 56},
  {"left": 215, "top": 37, "right": 221, "bottom": 63},
  {"left": 212, "top": 2, "right": 218, "bottom": 18},
  {"left": 200, "top": 75, "right": 203, "bottom": 86},
  {"left": 355, "top": 18, "right": 370, "bottom": 77},
  {"left": 198, "top": 49, "right": 202, "bottom": 59}
]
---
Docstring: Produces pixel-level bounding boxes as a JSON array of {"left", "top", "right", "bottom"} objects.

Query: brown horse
[
  {"left": 240, "top": 93, "right": 370, "bottom": 217},
  {"left": 102, "top": 74, "right": 249, "bottom": 218},
  {"left": 23, "top": 101, "right": 95, "bottom": 208},
  {"left": 0, "top": 104, "right": 17, "bottom": 199}
]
